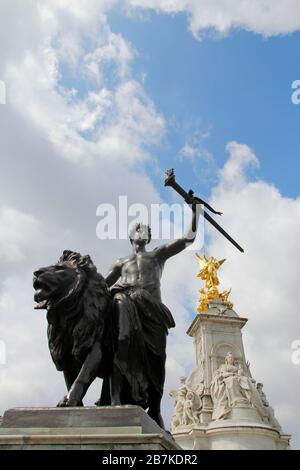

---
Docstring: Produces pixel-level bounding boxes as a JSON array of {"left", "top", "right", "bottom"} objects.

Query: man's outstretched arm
[{"left": 156, "top": 201, "right": 201, "bottom": 262}]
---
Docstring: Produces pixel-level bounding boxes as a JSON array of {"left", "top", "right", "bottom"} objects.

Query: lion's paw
[
  {"left": 57, "top": 396, "right": 84, "bottom": 407},
  {"left": 65, "top": 398, "right": 83, "bottom": 407},
  {"left": 57, "top": 396, "right": 69, "bottom": 407}
]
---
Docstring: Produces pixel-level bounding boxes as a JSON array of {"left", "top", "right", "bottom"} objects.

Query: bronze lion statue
[{"left": 33, "top": 250, "right": 112, "bottom": 407}]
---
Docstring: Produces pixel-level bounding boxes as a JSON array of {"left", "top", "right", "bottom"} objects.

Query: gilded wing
[
  {"left": 195, "top": 253, "right": 208, "bottom": 267},
  {"left": 215, "top": 258, "right": 226, "bottom": 269}
]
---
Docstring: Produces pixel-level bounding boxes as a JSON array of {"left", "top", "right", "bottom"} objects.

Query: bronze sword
[{"left": 164, "top": 169, "right": 244, "bottom": 253}]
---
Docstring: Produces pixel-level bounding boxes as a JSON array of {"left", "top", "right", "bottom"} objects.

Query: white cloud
[
  {"left": 179, "top": 144, "right": 199, "bottom": 159},
  {"left": 0, "top": 207, "right": 42, "bottom": 263},
  {"left": 84, "top": 31, "right": 134, "bottom": 83},
  {"left": 126, "top": 0, "right": 300, "bottom": 38},
  {"left": 0, "top": 274, "right": 68, "bottom": 409},
  {"left": 220, "top": 141, "right": 260, "bottom": 190},
  {"left": 2, "top": 0, "right": 164, "bottom": 164},
  {"left": 177, "top": 124, "right": 217, "bottom": 184}
]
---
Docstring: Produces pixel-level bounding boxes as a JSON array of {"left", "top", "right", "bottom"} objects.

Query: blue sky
[{"left": 109, "top": 10, "right": 300, "bottom": 200}]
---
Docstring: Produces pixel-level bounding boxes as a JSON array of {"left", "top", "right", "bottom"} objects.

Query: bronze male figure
[{"left": 105, "top": 198, "right": 200, "bottom": 428}]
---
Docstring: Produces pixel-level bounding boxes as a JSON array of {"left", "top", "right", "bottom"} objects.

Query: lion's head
[
  {"left": 33, "top": 251, "right": 95, "bottom": 308},
  {"left": 33, "top": 250, "right": 111, "bottom": 371}
]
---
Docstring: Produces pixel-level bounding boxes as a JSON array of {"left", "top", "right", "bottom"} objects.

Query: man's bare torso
[
  {"left": 117, "top": 248, "right": 165, "bottom": 300},
  {"left": 106, "top": 207, "right": 198, "bottom": 302}
]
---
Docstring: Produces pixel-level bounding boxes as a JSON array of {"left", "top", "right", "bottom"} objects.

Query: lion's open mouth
[
  {"left": 33, "top": 277, "right": 49, "bottom": 308},
  {"left": 34, "top": 299, "right": 48, "bottom": 309}
]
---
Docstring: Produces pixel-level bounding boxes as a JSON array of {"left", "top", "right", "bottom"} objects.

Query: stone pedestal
[
  {"left": 170, "top": 300, "right": 291, "bottom": 450},
  {"left": 187, "top": 300, "right": 249, "bottom": 426},
  {"left": 0, "top": 406, "right": 180, "bottom": 450},
  {"left": 174, "top": 423, "right": 291, "bottom": 450}
]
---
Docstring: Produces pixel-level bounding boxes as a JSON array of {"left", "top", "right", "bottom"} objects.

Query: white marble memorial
[{"left": 170, "top": 299, "right": 291, "bottom": 450}]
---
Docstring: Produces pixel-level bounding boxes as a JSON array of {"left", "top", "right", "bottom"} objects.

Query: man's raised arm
[{"left": 156, "top": 201, "right": 201, "bottom": 262}]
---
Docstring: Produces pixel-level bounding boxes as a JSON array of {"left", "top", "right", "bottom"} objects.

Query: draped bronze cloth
[{"left": 111, "top": 285, "right": 175, "bottom": 407}]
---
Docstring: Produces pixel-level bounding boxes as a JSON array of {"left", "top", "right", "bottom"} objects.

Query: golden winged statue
[{"left": 195, "top": 254, "right": 233, "bottom": 313}]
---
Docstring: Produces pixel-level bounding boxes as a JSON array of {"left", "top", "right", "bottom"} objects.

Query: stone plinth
[
  {"left": 184, "top": 301, "right": 250, "bottom": 427},
  {"left": 173, "top": 421, "right": 291, "bottom": 450},
  {"left": 0, "top": 406, "right": 180, "bottom": 450}
]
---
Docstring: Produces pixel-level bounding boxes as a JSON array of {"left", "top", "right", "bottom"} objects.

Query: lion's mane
[{"left": 46, "top": 250, "right": 111, "bottom": 372}]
